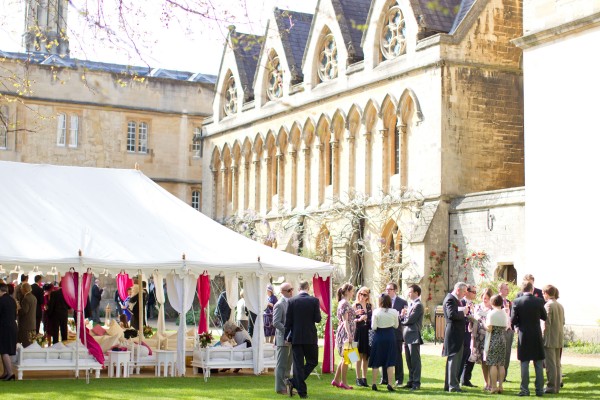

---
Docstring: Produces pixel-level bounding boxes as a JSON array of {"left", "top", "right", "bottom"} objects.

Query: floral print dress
[
  {"left": 469, "top": 303, "right": 491, "bottom": 364},
  {"left": 335, "top": 299, "right": 356, "bottom": 356}
]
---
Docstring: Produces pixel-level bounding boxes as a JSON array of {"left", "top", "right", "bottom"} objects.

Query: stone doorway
[{"left": 495, "top": 264, "right": 517, "bottom": 283}]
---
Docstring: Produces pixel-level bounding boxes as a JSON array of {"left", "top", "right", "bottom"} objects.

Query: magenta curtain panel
[
  {"left": 312, "top": 275, "right": 332, "bottom": 373},
  {"left": 117, "top": 272, "right": 133, "bottom": 301},
  {"left": 197, "top": 273, "right": 211, "bottom": 334}
]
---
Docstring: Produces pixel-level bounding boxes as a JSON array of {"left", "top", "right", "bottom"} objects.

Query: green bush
[
  {"left": 422, "top": 324, "right": 435, "bottom": 343},
  {"left": 176, "top": 309, "right": 201, "bottom": 326},
  {"left": 316, "top": 298, "right": 339, "bottom": 339},
  {"left": 477, "top": 279, "right": 519, "bottom": 301}
]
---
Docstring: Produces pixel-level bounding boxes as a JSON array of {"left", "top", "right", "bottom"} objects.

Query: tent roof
[{"left": 0, "top": 161, "right": 332, "bottom": 276}]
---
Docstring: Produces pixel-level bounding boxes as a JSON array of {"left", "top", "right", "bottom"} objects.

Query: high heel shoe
[
  {"left": 331, "top": 380, "right": 341, "bottom": 388},
  {"left": 339, "top": 383, "right": 353, "bottom": 390},
  {"left": 372, "top": 384, "right": 378, "bottom": 391},
  {"left": 387, "top": 384, "right": 395, "bottom": 392},
  {"left": 0, "top": 374, "right": 7, "bottom": 380},
  {"left": 3, "top": 374, "right": 15, "bottom": 381}
]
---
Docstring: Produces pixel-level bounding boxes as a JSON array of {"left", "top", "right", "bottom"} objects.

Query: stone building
[
  {"left": 0, "top": 0, "right": 215, "bottom": 206},
  {"left": 513, "top": 0, "right": 600, "bottom": 337},
  {"left": 203, "top": 0, "right": 525, "bottom": 307}
]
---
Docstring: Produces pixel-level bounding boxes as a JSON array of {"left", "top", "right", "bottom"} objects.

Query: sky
[{"left": 0, "top": 0, "right": 318, "bottom": 75}]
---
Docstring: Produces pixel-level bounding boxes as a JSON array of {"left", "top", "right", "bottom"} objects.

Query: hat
[{"left": 266, "top": 284, "right": 274, "bottom": 293}]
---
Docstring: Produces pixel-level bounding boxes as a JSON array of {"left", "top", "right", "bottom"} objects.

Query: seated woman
[
  {"left": 223, "top": 321, "right": 252, "bottom": 347},
  {"left": 214, "top": 334, "right": 236, "bottom": 347}
]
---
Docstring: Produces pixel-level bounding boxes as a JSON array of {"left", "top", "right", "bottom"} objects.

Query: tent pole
[
  {"left": 137, "top": 272, "right": 143, "bottom": 370},
  {"left": 75, "top": 264, "right": 82, "bottom": 378},
  {"left": 329, "top": 275, "right": 333, "bottom": 373}
]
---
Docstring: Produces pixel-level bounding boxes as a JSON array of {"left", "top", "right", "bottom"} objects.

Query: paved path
[{"left": 420, "top": 342, "right": 600, "bottom": 367}]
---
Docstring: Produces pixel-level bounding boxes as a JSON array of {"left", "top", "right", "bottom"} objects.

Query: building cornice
[{"left": 512, "top": 11, "right": 600, "bottom": 50}]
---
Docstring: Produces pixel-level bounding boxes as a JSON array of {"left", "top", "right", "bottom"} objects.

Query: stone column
[
  {"left": 220, "top": 162, "right": 228, "bottom": 218},
  {"left": 362, "top": 124, "right": 371, "bottom": 197},
  {"left": 260, "top": 156, "right": 269, "bottom": 215},
  {"left": 330, "top": 137, "right": 339, "bottom": 199},
  {"left": 243, "top": 161, "right": 250, "bottom": 211},
  {"left": 397, "top": 122, "right": 408, "bottom": 189},
  {"left": 341, "top": 127, "right": 353, "bottom": 201},
  {"left": 211, "top": 167, "right": 219, "bottom": 219},
  {"left": 276, "top": 151, "right": 284, "bottom": 209},
  {"left": 288, "top": 149, "right": 297, "bottom": 210},
  {"left": 372, "top": 118, "right": 386, "bottom": 198},
  {"left": 315, "top": 142, "right": 324, "bottom": 206},
  {"left": 231, "top": 163, "right": 239, "bottom": 215}
]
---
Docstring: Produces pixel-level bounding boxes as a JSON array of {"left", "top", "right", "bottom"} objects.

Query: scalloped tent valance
[{"left": 0, "top": 161, "right": 332, "bottom": 277}]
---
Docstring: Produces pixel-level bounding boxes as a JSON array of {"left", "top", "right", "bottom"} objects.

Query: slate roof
[
  {"left": 230, "top": 30, "right": 263, "bottom": 103},
  {"left": 449, "top": 0, "right": 476, "bottom": 34},
  {"left": 332, "top": 0, "right": 372, "bottom": 62},
  {"left": 0, "top": 50, "right": 216, "bottom": 84},
  {"left": 409, "top": 0, "right": 462, "bottom": 34},
  {"left": 274, "top": 8, "right": 314, "bottom": 84}
]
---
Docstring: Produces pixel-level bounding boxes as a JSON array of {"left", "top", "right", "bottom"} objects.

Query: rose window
[
  {"left": 223, "top": 74, "right": 237, "bottom": 116},
  {"left": 317, "top": 33, "right": 338, "bottom": 82},
  {"left": 266, "top": 52, "right": 283, "bottom": 100},
  {"left": 380, "top": 6, "right": 407, "bottom": 60}
]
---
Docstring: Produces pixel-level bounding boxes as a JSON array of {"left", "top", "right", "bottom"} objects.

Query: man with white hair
[
  {"left": 273, "top": 282, "right": 294, "bottom": 395},
  {"left": 442, "top": 282, "right": 469, "bottom": 392}
]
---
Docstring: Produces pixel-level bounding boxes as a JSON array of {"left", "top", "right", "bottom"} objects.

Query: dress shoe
[
  {"left": 277, "top": 390, "right": 288, "bottom": 395},
  {"left": 360, "top": 378, "right": 368, "bottom": 387},
  {"left": 371, "top": 384, "right": 378, "bottom": 391},
  {"left": 379, "top": 379, "right": 388, "bottom": 385},
  {"left": 285, "top": 378, "right": 294, "bottom": 397},
  {"left": 394, "top": 380, "right": 403, "bottom": 387},
  {"left": 387, "top": 384, "right": 395, "bottom": 392},
  {"left": 536, "top": 393, "right": 544, "bottom": 397},
  {"left": 517, "top": 392, "right": 530, "bottom": 397},
  {"left": 3, "top": 374, "right": 15, "bottom": 381},
  {"left": 449, "top": 388, "right": 464, "bottom": 393},
  {"left": 401, "top": 384, "right": 413, "bottom": 389},
  {"left": 299, "top": 395, "right": 307, "bottom": 399},
  {"left": 411, "top": 386, "right": 420, "bottom": 391},
  {"left": 462, "top": 381, "right": 477, "bottom": 387}
]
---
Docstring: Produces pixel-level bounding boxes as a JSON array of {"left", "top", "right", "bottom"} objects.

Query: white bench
[
  {"left": 191, "top": 344, "right": 276, "bottom": 381},
  {"left": 14, "top": 344, "right": 102, "bottom": 380}
]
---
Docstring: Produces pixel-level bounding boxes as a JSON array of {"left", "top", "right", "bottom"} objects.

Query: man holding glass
[{"left": 380, "top": 282, "right": 407, "bottom": 387}]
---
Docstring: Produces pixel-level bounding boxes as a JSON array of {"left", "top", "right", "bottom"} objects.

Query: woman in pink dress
[{"left": 331, "top": 283, "right": 356, "bottom": 390}]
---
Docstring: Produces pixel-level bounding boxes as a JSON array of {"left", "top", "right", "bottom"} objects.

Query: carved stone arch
[
  {"left": 265, "top": 130, "right": 277, "bottom": 149},
  {"left": 232, "top": 140, "right": 242, "bottom": 162},
  {"left": 276, "top": 127, "right": 289, "bottom": 151},
  {"left": 347, "top": 105, "right": 362, "bottom": 134},
  {"left": 242, "top": 137, "right": 253, "bottom": 162},
  {"left": 221, "top": 143, "right": 232, "bottom": 167},
  {"left": 380, "top": 94, "right": 399, "bottom": 120},
  {"left": 253, "top": 133, "right": 265, "bottom": 155},
  {"left": 211, "top": 146, "right": 222, "bottom": 170},
  {"left": 381, "top": 218, "right": 404, "bottom": 287},
  {"left": 398, "top": 88, "right": 424, "bottom": 124},
  {"left": 302, "top": 117, "right": 316, "bottom": 147},
  {"left": 331, "top": 109, "right": 346, "bottom": 142},
  {"left": 316, "top": 113, "right": 332, "bottom": 145},
  {"left": 363, "top": 99, "right": 380, "bottom": 131},
  {"left": 289, "top": 121, "right": 303, "bottom": 151}
]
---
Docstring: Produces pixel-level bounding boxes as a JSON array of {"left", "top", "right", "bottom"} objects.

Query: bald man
[{"left": 274, "top": 282, "right": 294, "bottom": 395}]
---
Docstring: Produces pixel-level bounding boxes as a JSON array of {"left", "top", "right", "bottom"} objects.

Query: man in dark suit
[
  {"left": 47, "top": 286, "right": 71, "bottom": 344},
  {"left": 442, "top": 282, "right": 469, "bottom": 392},
  {"left": 516, "top": 274, "right": 544, "bottom": 299},
  {"left": 273, "top": 282, "right": 294, "bottom": 395},
  {"left": 31, "top": 275, "right": 45, "bottom": 334},
  {"left": 512, "top": 280, "right": 547, "bottom": 397},
  {"left": 284, "top": 280, "right": 321, "bottom": 399},
  {"left": 90, "top": 279, "right": 103, "bottom": 324},
  {"left": 400, "top": 284, "right": 424, "bottom": 391},
  {"left": 381, "top": 281, "right": 407, "bottom": 386},
  {"left": 214, "top": 291, "right": 231, "bottom": 328},
  {"left": 460, "top": 285, "right": 478, "bottom": 387}
]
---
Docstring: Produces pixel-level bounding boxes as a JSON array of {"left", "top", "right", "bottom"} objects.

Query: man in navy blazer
[
  {"left": 284, "top": 281, "right": 321, "bottom": 398},
  {"left": 442, "top": 282, "right": 469, "bottom": 392},
  {"left": 381, "top": 281, "right": 407, "bottom": 386},
  {"left": 512, "top": 280, "right": 547, "bottom": 397}
]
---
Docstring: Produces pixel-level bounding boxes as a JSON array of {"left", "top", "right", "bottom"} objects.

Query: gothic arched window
[
  {"left": 266, "top": 51, "right": 283, "bottom": 101},
  {"left": 318, "top": 33, "right": 338, "bottom": 82},
  {"left": 380, "top": 5, "right": 407, "bottom": 60},
  {"left": 223, "top": 73, "right": 238, "bottom": 116}
]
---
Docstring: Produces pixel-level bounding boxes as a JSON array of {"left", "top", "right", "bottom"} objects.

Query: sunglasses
[
  {"left": 284, "top": 288, "right": 294, "bottom": 293},
  {"left": 359, "top": 293, "right": 369, "bottom": 296}
]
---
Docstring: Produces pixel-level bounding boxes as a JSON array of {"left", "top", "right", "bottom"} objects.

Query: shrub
[{"left": 422, "top": 324, "right": 435, "bottom": 343}]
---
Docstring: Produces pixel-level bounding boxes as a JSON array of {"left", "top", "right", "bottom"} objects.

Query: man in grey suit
[
  {"left": 442, "top": 282, "right": 469, "bottom": 392},
  {"left": 273, "top": 282, "right": 294, "bottom": 395},
  {"left": 400, "top": 284, "right": 424, "bottom": 391}
]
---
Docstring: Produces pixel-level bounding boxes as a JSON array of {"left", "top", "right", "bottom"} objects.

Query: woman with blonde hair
[
  {"left": 17, "top": 283, "right": 37, "bottom": 347},
  {"left": 353, "top": 286, "right": 372, "bottom": 387},
  {"left": 331, "top": 283, "right": 356, "bottom": 390}
]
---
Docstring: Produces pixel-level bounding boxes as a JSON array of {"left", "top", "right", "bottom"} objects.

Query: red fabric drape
[
  {"left": 117, "top": 273, "right": 133, "bottom": 302},
  {"left": 197, "top": 273, "right": 211, "bottom": 334},
  {"left": 61, "top": 272, "right": 105, "bottom": 366},
  {"left": 313, "top": 275, "right": 332, "bottom": 374}
]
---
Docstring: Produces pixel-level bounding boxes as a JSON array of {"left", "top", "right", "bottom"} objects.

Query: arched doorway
[{"left": 495, "top": 264, "right": 517, "bottom": 284}]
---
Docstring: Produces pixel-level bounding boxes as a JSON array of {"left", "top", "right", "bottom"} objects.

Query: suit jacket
[
  {"left": 511, "top": 293, "right": 547, "bottom": 361},
  {"left": 442, "top": 293, "right": 465, "bottom": 356},
  {"left": 273, "top": 296, "right": 289, "bottom": 346},
  {"left": 543, "top": 299, "right": 565, "bottom": 349},
  {"left": 284, "top": 292, "right": 321, "bottom": 345},
  {"left": 90, "top": 284, "right": 103, "bottom": 309},
  {"left": 17, "top": 292, "right": 37, "bottom": 332},
  {"left": 47, "top": 288, "right": 70, "bottom": 320},
  {"left": 391, "top": 296, "right": 408, "bottom": 342},
  {"left": 31, "top": 283, "right": 44, "bottom": 319},
  {"left": 401, "top": 298, "right": 424, "bottom": 345}
]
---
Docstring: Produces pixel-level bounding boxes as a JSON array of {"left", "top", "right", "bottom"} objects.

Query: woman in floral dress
[
  {"left": 486, "top": 294, "right": 509, "bottom": 394},
  {"left": 263, "top": 284, "right": 277, "bottom": 343},
  {"left": 469, "top": 288, "right": 493, "bottom": 391},
  {"left": 331, "top": 283, "right": 356, "bottom": 390}
]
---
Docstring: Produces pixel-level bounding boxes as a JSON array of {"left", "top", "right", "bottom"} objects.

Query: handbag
[{"left": 343, "top": 342, "right": 359, "bottom": 365}]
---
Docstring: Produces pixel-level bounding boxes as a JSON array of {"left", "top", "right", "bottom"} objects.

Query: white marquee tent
[{"left": 0, "top": 161, "right": 333, "bottom": 375}]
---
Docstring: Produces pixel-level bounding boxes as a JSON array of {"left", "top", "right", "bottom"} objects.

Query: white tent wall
[{"left": 0, "top": 161, "right": 333, "bottom": 376}]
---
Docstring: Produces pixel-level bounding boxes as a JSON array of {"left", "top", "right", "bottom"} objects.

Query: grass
[{"left": 3, "top": 354, "right": 600, "bottom": 399}]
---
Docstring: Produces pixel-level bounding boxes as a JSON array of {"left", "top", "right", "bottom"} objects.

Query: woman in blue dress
[{"left": 368, "top": 294, "right": 399, "bottom": 392}]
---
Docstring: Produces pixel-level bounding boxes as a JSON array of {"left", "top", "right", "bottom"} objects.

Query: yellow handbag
[{"left": 343, "top": 343, "right": 359, "bottom": 365}]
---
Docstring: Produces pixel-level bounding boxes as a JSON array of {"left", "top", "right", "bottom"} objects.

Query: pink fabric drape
[
  {"left": 313, "top": 275, "right": 332, "bottom": 374},
  {"left": 61, "top": 272, "right": 105, "bottom": 366},
  {"left": 117, "top": 273, "right": 133, "bottom": 301},
  {"left": 197, "top": 273, "right": 211, "bottom": 334}
]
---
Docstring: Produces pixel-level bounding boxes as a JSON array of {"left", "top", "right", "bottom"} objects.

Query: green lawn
[{"left": 2, "top": 355, "right": 599, "bottom": 399}]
